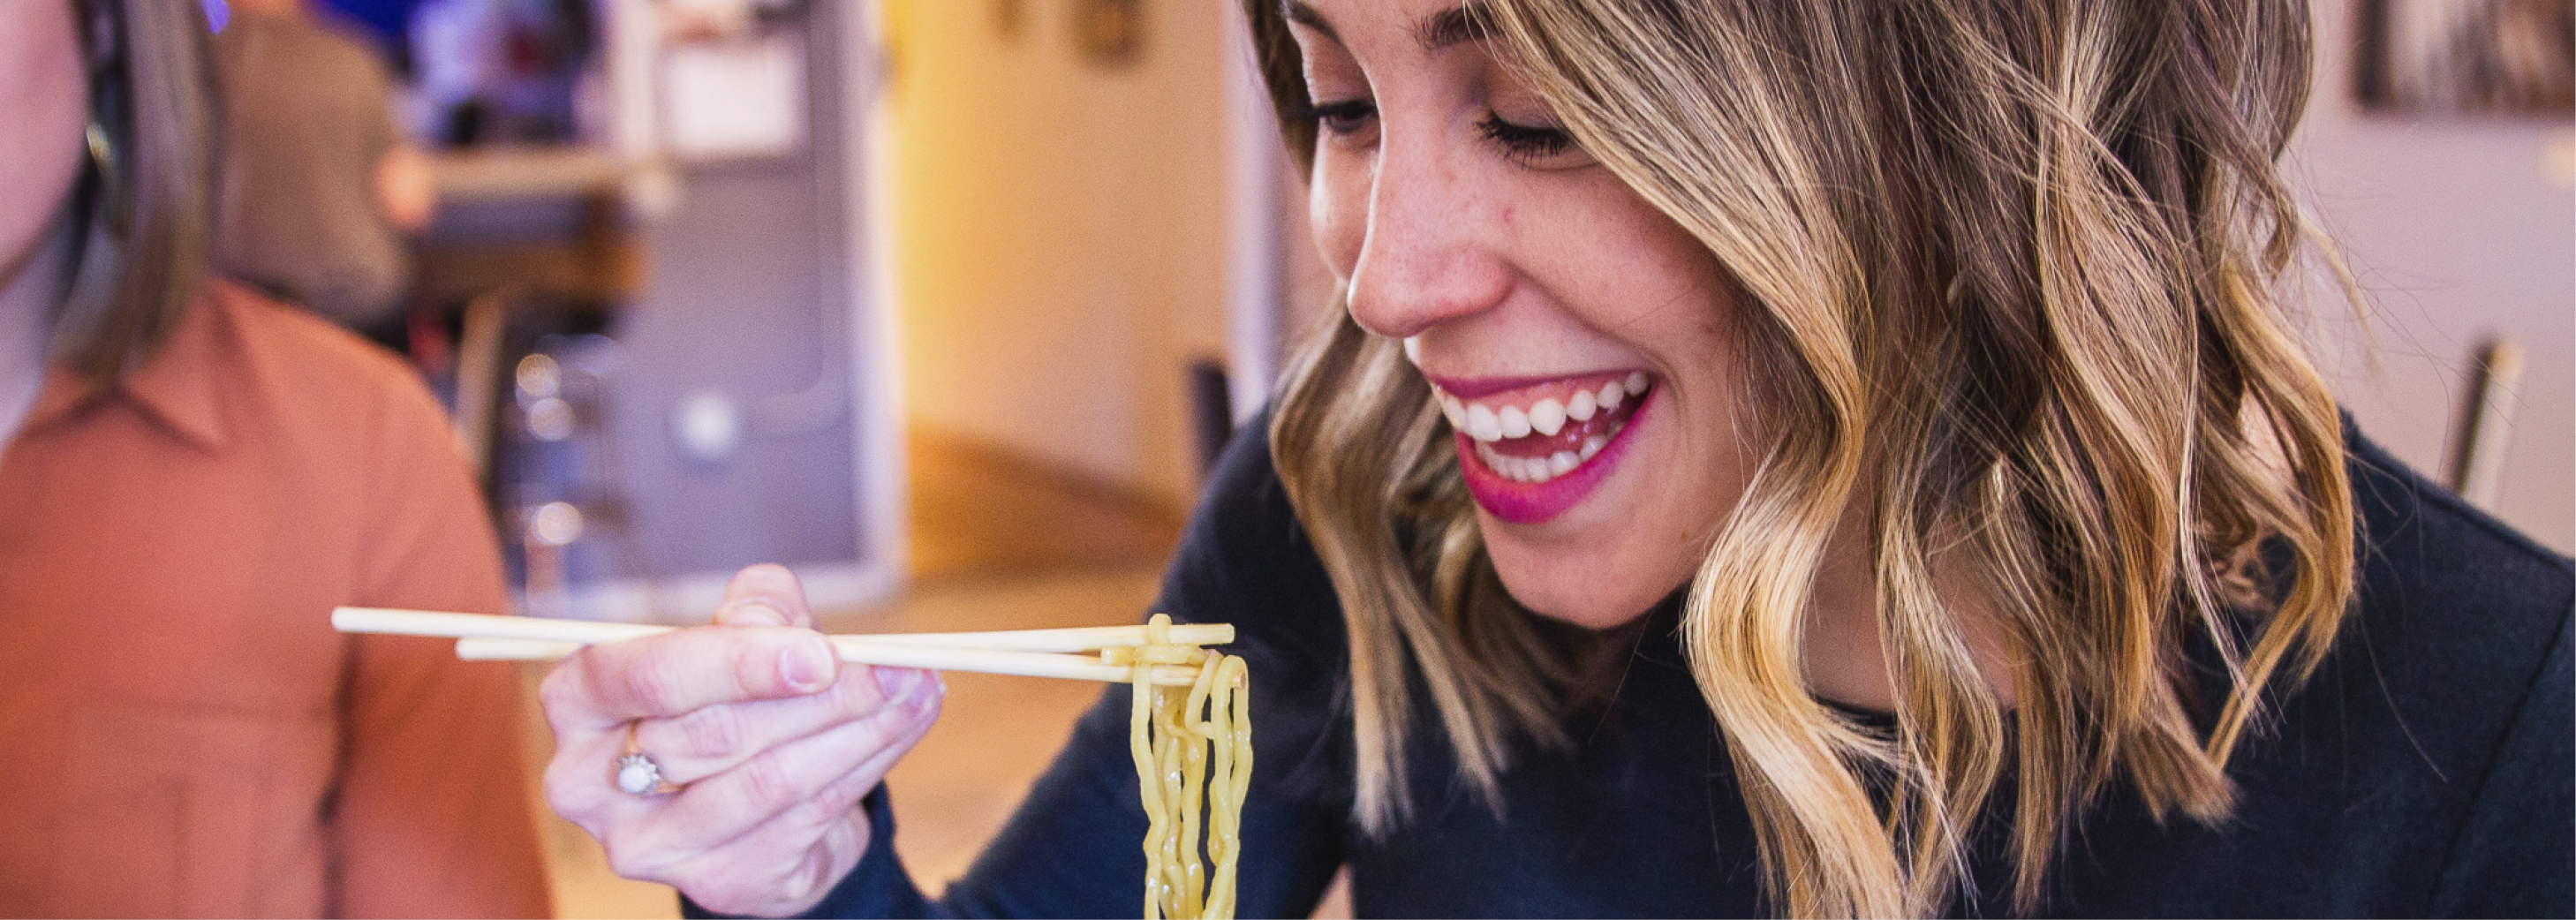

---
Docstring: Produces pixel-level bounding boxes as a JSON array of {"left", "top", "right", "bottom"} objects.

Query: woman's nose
[{"left": 1342, "top": 134, "right": 1514, "bottom": 341}]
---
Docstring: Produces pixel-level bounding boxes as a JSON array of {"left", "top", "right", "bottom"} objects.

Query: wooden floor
[
  {"left": 527, "top": 430, "right": 1195, "bottom": 917},
  {"left": 906, "top": 427, "right": 1189, "bottom": 584}
]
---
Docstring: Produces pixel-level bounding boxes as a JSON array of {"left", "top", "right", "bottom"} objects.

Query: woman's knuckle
[
  {"left": 690, "top": 876, "right": 753, "bottom": 912},
  {"left": 776, "top": 855, "right": 822, "bottom": 906},
  {"left": 820, "top": 772, "right": 877, "bottom": 818},
  {"left": 734, "top": 757, "right": 802, "bottom": 815},
  {"left": 782, "top": 793, "right": 844, "bottom": 831},
  {"left": 674, "top": 705, "right": 744, "bottom": 759},
  {"left": 536, "top": 665, "right": 592, "bottom": 727},
  {"left": 620, "top": 652, "right": 688, "bottom": 714},
  {"left": 773, "top": 769, "right": 864, "bottom": 833},
  {"left": 781, "top": 845, "right": 841, "bottom": 911},
  {"left": 536, "top": 667, "right": 575, "bottom": 709},
  {"left": 542, "top": 773, "right": 585, "bottom": 817},
  {"left": 544, "top": 759, "right": 605, "bottom": 816},
  {"left": 601, "top": 841, "right": 662, "bottom": 883},
  {"left": 813, "top": 783, "right": 862, "bottom": 819}
]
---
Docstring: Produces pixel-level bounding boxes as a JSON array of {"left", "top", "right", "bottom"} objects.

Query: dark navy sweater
[{"left": 721, "top": 424, "right": 2572, "bottom": 918}]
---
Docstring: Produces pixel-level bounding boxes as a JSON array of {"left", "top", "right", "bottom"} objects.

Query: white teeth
[
  {"left": 1529, "top": 398, "right": 1566, "bottom": 436},
  {"left": 1567, "top": 390, "right": 1596, "bottom": 422},
  {"left": 1451, "top": 373, "right": 1643, "bottom": 457},
  {"left": 1472, "top": 419, "right": 1628, "bottom": 486}
]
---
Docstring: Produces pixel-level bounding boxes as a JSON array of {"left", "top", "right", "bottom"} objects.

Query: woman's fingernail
[
  {"left": 780, "top": 639, "right": 834, "bottom": 692},
  {"left": 873, "top": 666, "right": 918, "bottom": 701},
  {"left": 721, "top": 599, "right": 790, "bottom": 626}
]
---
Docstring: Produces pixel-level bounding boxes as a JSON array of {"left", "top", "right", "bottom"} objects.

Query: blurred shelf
[{"left": 430, "top": 147, "right": 632, "bottom": 204}]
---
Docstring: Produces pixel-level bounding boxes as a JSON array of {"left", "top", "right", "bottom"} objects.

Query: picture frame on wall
[{"left": 2356, "top": 0, "right": 2575, "bottom": 114}]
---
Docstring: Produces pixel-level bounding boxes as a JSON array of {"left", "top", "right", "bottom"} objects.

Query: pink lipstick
[{"left": 1437, "top": 374, "right": 1656, "bottom": 524}]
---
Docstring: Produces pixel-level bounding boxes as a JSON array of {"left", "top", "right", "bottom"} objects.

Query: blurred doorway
[{"left": 881, "top": 0, "right": 1232, "bottom": 583}]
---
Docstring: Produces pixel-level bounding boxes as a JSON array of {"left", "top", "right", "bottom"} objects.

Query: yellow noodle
[
  {"left": 1129, "top": 614, "right": 1251, "bottom": 920},
  {"left": 1202, "top": 655, "right": 1251, "bottom": 918},
  {"left": 1129, "top": 653, "right": 1172, "bottom": 918}
]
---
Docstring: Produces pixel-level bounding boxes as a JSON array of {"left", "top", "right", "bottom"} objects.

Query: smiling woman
[
  {"left": 538, "top": 0, "right": 2572, "bottom": 916},
  {"left": 1267, "top": 0, "right": 2368, "bottom": 913}
]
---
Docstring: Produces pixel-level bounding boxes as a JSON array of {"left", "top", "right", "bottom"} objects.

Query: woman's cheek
[{"left": 1309, "top": 152, "right": 1370, "bottom": 279}]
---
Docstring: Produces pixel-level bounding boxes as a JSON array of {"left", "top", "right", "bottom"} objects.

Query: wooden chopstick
[
  {"left": 334, "top": 607, "right": 1242, "bottom": 688},
  {"left": 334, "top": 608, "right": 1233, "bottom": 650}
]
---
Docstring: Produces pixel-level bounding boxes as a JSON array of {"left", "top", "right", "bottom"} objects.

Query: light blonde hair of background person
[
  {"left": 54, "top": 0, "right": 216, "bottom": 382},
  {"left": 1248, "top": 0, "right": 2360, "bottom": 916}
]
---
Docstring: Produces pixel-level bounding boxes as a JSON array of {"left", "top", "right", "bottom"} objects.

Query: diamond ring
[{"left": 616, "top": 720, "right": 687, "bottom": 796}]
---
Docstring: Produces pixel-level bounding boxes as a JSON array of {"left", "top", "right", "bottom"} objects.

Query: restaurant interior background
[{"left": 243, "top": 0, "right": 2570, "bottom": 915}]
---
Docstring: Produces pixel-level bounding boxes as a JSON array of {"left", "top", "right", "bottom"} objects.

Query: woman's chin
[
  {"left": 1465, "top": 396, "right": 1701, "bottom": 629},
  {"left": 1478, "top": 525, "right": 1682, "bottom": 630}
]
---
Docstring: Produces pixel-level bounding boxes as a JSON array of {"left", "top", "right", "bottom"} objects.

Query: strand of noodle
[
  {"left": 1202, "top": 655, "right": 1251, "bottom": 918},
  {"left": 1175, "top": 658, "right": 1220, "bottom": 912},
  {"left": 1131, "top": 644, "right": 1172, "bottom": 920},
  {"left": 1147, "top": 616, "right": 1188, "bottom": 918},
  {"left": 1156, "top": 702, "right": 1182, "bottom": 912},
  {"left": 1154, "top": 692, "right": 1177, "bottom": 911}
]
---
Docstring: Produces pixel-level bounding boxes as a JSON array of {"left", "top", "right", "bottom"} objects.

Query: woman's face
[
  {"left": 1288, "top": 0, "right": 1762, "bottom": 628},
  {"left": 0, "top": 0, "right": 87, "bottom": 280}
]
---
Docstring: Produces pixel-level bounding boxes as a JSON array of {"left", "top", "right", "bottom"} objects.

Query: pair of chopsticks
[{"left": 331, "top": 607, "right": 1241, "bottom": 687}]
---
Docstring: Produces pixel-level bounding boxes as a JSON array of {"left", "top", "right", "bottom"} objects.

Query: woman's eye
[
  {"left": 1475, "top": 112, "right": 1580, "bottom": 163},
  {"left": 1288, "top": 99, "right": 1379, "bottom": 138}
]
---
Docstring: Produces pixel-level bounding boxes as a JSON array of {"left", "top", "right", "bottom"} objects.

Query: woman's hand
[{"left": 539, "top": 564, "right": 942, "bottom": 916}]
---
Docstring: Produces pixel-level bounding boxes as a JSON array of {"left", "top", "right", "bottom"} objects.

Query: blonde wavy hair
[{"left": 1243, "top": 0, "right": 2358, "bottom": 916}]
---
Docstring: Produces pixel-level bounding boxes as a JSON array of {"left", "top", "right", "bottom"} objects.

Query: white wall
[
  {"left": 2291, "top": 0, "right": 2574, "bottom": 553},
  {"left": 888, "top": 0, "right": 1231, "bottom": 508}
]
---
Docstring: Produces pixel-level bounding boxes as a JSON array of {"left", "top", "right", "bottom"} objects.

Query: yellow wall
[{"left": 887, "top": 0, "right": 1232, "bottom": 508}]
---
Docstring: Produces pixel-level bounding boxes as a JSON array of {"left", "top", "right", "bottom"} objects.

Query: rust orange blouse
[{"left": 0, "top": 281, "right": 551, "bottom": 917}]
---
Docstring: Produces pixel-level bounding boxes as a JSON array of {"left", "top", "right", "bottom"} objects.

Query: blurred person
[
  {"left": 0, "top": 1, "right": 548, "bottom": 916},
  {"left": 212, "top": 0, "right": 434, "bottom": 337}
]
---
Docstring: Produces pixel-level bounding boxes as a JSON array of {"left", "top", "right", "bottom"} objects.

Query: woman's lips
[{"left": 1446, "top": 377, "right": 1655, "bottom": 525}]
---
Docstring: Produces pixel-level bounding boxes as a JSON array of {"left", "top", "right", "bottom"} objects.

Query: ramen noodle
[{"left": 1114, "top": 614, "right": 1251, "bottom": 920}]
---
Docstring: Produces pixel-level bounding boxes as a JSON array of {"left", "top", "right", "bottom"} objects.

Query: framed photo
[
  {"left": 2357, "top": 0, "right": 2575, "bottom": 114},
  {"left": 1072, "top": 0, "right": 1145, "bottom": 68}
]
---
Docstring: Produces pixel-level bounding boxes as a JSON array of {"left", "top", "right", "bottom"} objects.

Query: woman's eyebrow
[
  {"left": 1282, "top": 2, "right": 1341, "bottom": 43},
  {"left": 1280, "top": 2, "right": 1493, "bottom": 50},
  {"left": 1416, "top": 4, "right": 1494, "bottom": 50}
]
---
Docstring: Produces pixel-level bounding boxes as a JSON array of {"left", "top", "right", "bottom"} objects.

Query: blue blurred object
[
  {"left": 202, "top": 0, "right": 421, "bottom": 52},
  {"left": 316, "top": 0, "right": 422, "bottom": 46}
]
